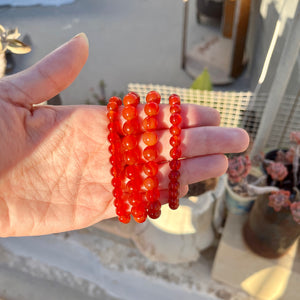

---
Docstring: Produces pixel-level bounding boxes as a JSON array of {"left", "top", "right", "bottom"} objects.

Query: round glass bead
[
  {"left": 169, "top": 94, "right": 181, "bottom": 105},
  {"left": 168, "top": 170, "right": 180, "bottom": 181},
  {"left": 112, "top": 177, "right": 121, "bottom": 187},
  {"left": 169, "top": 159, "right": 181, "bottom": 170},
  {"left": 146, "top": 91, "right": 161, "bottom": 104},
  {"left": 143, "top": 146, "right": 158, "bottom": 161},
  {"left": 128, "top": 192, "right": 143, "bottom": 206},
  {"left": 107, "top": 101, "right": 119, "bottom": 111},
  {"left": 169, "top": 135, "right": 181, "bottom": 147},
  {"left": 125, "top": 165, "right": 140, "bottom": 179},
  {"left": 147, "top": 200, "right": 161, "bottom": 211},
  {"left": 124, "top": 148, "right": 140, "bottom": 165},
  {"left": 110, "top": 166, "right": 119, "bottom": 177},
  {"left": 169, "top": 189, "right": 179, "bottom": 198},
  {"left": 142, "top": 116, "right": 158, "bottom": 131},
  {"left": 133, "top": 214, "right": 147, "bottom": 223},
  {"left": 131, "top": 203, "right": 146, "bottom": 218},
  {"left": 168, "top": 198, "right": 179, "bottom": 210},
  {"left": 122, "top": 105, "right": 137, "bottom": 120},
  {"left": 143, "top": 176, "right": 159, "bottom": 190},
  {"left": 123, "top": 119, "right": 139, "bottom": 135},
  {"left": 123, "top": 92, "right": 140, "bottom": 106},
  {"left": 143, "top": 161, "right": 158, "bottom": 176},
  {"left": 113, "top": 187, "right": 122, "bottom": 198},
  {"left": 170, "top": 104, "right": 181, "bottom": 114},
  {"left": 145, "top": 189, "right": 160, "bottom": 202},
  {"left": 148, "top": 209, "right": 161, "bottom": 219},
  {"left": 126, "top": 179, "right": 141, "bottom": 193},
  {"left": 108, "top": 132, "right": 118, "bottom": 143},
  {"left": 170, "top": 125, "right": 181, "bottom": 136},
  {"left": 107, "top": 110, "right": 118, "bottom": 122},
  {"left": 170, "top": 113, "right": 182, "bottom": 126},
  {"left": 109, "top": 96, "right": 122, "bottom": 106},
  {"left": 144, "top": 102, "right": 159, "bottom": 116},
  {"left": 170, "top": 147, "right": 182, "bottom": 159},
  {"left": 142, "top": 131, "right": 158, "bottom": 146},
  {"left": 118, "top": 215, "right": 131, "bottom": 224},
  {"left": 116, "top": 203, "right": 130, "bottom": 216},
  {"left": 122, "top": 135, "right": 138, "bottom": 150},
  {"left": 169, "top": 181, "right": 180, "bottom": 190}
]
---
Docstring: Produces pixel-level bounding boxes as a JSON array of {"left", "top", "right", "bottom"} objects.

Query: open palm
[{"left": 0, "top": 34, "right": 249, "bottom": 237}]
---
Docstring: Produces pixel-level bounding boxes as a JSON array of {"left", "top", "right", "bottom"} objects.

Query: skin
[{"left": 0, "top": 33, "right": 249, "bottom": 237}]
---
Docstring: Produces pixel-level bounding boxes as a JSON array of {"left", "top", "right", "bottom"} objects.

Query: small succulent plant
[{"left": 227, "top": 130, "right": 300, "bottom": 223}]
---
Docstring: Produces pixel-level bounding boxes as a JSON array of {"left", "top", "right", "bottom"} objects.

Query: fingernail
[{"left": 73, "top": 32, "right": 89, "bottom": 46}]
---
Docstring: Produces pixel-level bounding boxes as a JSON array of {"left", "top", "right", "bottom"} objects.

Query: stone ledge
[{"left": 212, "top": 213, "right": 300, "bottom": 300}]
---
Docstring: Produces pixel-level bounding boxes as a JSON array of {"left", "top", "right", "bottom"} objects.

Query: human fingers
[
  {"left": 136, "top": 127, "right": 249, "bottom": 161},
  {"left": 156, "top": 154, "right": 228, "bottom": 190},
  {"left": 0, "top": 33, "right": 89, "bottom": 108}
]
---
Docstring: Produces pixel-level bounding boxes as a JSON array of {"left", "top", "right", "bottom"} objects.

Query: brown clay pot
[{"left": 243, "top": 194, "right": 300, "bottom": 258}]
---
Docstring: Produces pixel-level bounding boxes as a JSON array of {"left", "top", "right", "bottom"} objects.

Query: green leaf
[
  {"left": 190, "top": 68, "right": 212, "bottom": 91},
  {"left": 7, "top": 39, "right": 31, "bottom": 54}
]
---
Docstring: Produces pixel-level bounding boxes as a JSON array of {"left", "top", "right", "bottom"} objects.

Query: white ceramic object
[{"left": 224, "top": 176, "right": 256, "bottom": 215}]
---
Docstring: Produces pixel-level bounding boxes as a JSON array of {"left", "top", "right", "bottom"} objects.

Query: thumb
[{"left": 0, "top": 33, "right": 89, "bottom": 107}]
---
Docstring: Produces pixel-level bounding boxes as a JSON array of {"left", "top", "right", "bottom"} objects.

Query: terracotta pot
[{"left": 243, "top": 194, "right": 300, "bottom": 258}]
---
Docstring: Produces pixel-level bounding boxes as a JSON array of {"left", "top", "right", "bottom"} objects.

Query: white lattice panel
[{"left": 128, "top": 83, "right": 300, "bottom": 150}]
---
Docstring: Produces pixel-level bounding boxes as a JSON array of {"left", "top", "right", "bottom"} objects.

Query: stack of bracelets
[{"left": 107, "top": 91, "right": 182, "bottom": 224}]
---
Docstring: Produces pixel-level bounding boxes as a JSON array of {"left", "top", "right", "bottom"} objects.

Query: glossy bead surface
[
  {"left": 113, "top": 187, "right": 122, "bottom": 198},
  {"left": 118, "top": 215, "right": 131, "bottom": 224},
  {"left": 143, "top": 176, "right": 159, "bottom": 190},
  {"left": 125, "top": 165, "right": 140, "bottom": 180},
  {"left": 122, "top": 135, "right": 138, "bottom": 150},
  {"left": 168, "top": 170, "right": 180, "bottom": 181},
  {"left": 123, "top": 92, "right": 140, "bottom": 106},
  {"left": 143, "top": 161, "right": 158, "bottom": 176},
  {"left": 145, "top": 189, "right": 160, "bottom": 202},
  {"left": 142, "top": 116, "right": 158, "bottom": 131},
  {"left": 109, "top": 96, "right": 122, "bottom": 106},
  {"left": 168, "top": 198, "right": 179, "bottom": 210},
  {"left": 133, "top": 214, "right": 147, "bottom": 223},
  {"left": 107, "top": 101, "right": 119, "bottom": 111},
  {"left": 143, "top": 146, "right": 158, "bottom": 161},
  {"left": 126, "top": 179, "right": 141, "bottom": 193},
  {"left": 107, "top": 110, "right": 118, "bottom": 122},
  {"left": 128, "top": 193, "right": 143, "bottom": 206},
  {"left": 170, "top": 113, "right": 182, "bottom": 126},
  {"left": 170, "top": 147, "right": 181, "bottom": 159},
  {"left": 170, "top": 125, "right": 181, "bottom": 136},
  {"left": 122, "top": 105, "right": 137, "bottom": 120},
  {"left": 124, "top": 148, "right": 140, "bottom": 165},
  {"left": 146, "top": 91, "right": 161, "bottom": 104},
  {"left": 170, "top": 135, "right": 181, "bottom": 147},
  {"left": 169, "top": 181, "right": 180, "bottom": 190},
  {"left": 131, "top": 203, "right": 146, "bottom": 218},
  {"left": 147, "top": 200, "right": 161, "bottom": 211},
  {"left": 170, "top": 104, "right": 181, "bottom": 114},
  {"left": 142, "top": 131, "right": 158, "bottom": 146},
  {"left": 148, "top": 209, "right": 161, "bottom": 219},
  {"left": 112, "top": 177, "right": 121, "bottom": 187},
  {"left": 169, "top": 189, "right": 179, "bottom": 198},
  {"left": 123, "top": 119, "right": 139, "bottom": 135},
  {"left": 144, "top": 102, "right": 159, "bottom": 116},
  {"left": 169, "top": 94, "right": 181, "bottom": 105},
  {"left": 169, "top": 159, "right": 181, "bottom": 170}
]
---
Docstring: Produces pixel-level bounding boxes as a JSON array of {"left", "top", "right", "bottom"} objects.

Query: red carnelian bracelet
[
  {"left": 143, "top": 91, "right": 161, "bottom": 219},
  {"left": 107, "top": 91, "right": 182, "bottom": 223},
  {"left": 168, "top": 94, "right": 182, "bottom": 210}
]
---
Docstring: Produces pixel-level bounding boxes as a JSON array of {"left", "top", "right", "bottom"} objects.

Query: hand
[{"left": 0, "top": 33, "right": 249, "bottom": 237}]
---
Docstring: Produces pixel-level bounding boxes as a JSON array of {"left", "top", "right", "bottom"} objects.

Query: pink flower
[
  {"left": 266, "top": 162, "right": 288, "bottom": 181},
  {"left": 268, "top": 190, "right": 291, "bottom": 212},
  {"left": 227, "top": 155, "right": 251, "bottom": 183},
  {"left": 290, "top": 202, "right": 300, "bottom": 224},
  {"left": 290, "top": 131, "right": 300, "bottom": 144}
]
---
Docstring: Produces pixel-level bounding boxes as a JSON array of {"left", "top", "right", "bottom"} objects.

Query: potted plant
[
  {"left": 225, "top": 155, "right": 278, "bottom": 215},
  {"left": 243, "top": 131, "right": 300, "bottom": 258}
]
